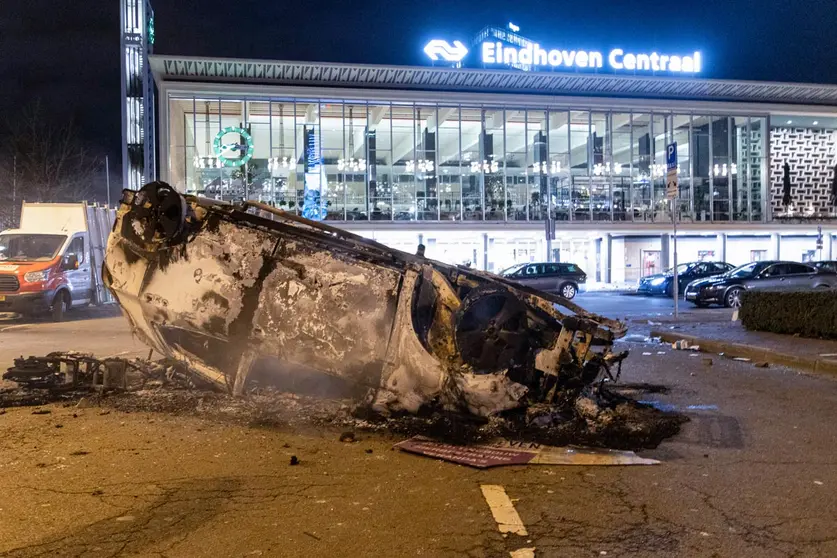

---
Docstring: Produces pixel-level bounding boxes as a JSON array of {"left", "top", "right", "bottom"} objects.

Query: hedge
[{"left": 740, "top": 290, "right": 837, "bottom": 339}]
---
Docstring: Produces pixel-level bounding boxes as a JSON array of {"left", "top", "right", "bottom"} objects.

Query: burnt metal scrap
[
  {"left": 2, "top": 351, "right": 191, "bottom": 391},
  {"left": 101, "top": 182, "right": 630, "bottom": 419}
]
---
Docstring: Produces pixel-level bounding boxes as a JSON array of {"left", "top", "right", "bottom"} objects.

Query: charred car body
[{"left": 102, "top": 183, "right": 628, "bottom": 418}]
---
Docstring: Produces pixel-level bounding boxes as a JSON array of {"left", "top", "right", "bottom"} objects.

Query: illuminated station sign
[{"left": 424, "top": 24, "right": 702, "bottom": 75}]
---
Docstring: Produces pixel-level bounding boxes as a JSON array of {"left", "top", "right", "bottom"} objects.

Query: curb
[{"left": 650, "top": 330, "right": 837, "bottom": 377}]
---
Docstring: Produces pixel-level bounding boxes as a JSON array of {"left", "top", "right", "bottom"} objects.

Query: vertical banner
[{"left": 302, "top": 125, "right": 326, "bottom": 221}]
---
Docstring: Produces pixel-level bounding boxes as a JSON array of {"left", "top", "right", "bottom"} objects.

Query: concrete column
[
  {"left": 827, "top": 233, "right": 834, "bottom": 260},
  {"left": 770, "top": 233, "right": 781, "bottom": 260},
  {"left": 604, "top": 234, "right": 613, "bottom": 283},
  {"left": 660, "top": 233, "right": 671, "bottom": 270},
  {"left": 717, "top": 233, "right": 727, "bottom": 263},
  {"left": 482, "top": 233, "right": 489, "bottom": 271}
]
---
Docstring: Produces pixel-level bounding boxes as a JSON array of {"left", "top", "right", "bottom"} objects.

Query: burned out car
[{"left": 102, "top": 183, "right": 628, "bottom": 419}]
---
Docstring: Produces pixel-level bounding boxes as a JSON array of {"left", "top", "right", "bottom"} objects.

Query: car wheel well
[
  {"left": 724, "top": 286, "right": 743, "bottom": 308},
  {"left": 53, "top": 288, "right": 71, "bottom": 307}
]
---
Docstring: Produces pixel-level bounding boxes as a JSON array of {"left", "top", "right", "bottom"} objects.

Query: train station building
[{"left": 126, "top": 19, "right": 837, "bottom": 284}]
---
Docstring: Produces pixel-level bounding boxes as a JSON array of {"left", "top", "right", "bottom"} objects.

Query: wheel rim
[
  {"left": 562, "top": 284, "right": 575, "bottom": 298},
  {"left": 729, "top": 290, "right": 742, "bottom": 308}
]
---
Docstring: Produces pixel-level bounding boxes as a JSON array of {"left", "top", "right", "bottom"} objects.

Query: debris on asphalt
[
  {"left": 733, "top": 357, "right": 752, "bottom": 362},
  {"left": 819, "top": 353, "right": 837, "bottom": 358},
  {"left": 289, "top": 455, "right": 300, "bottom": 466},
  {"left": 339, "top": 431, "right": 356, "bottom": 443},
  {"left": 0, "top": 186, "right": 695, "bottom": 452},
  {"left": 672, "top": 340, "right": 701, "bottom": 351},
  {"left": 75, "top": 398, "right": 93, "bottom": 408},
  {"left": 648, "top": 321, "right": 662, "bottom": 326},
  {"left": 31, "top": 409, "right": 50, "bottom": 415},
  {"left": 642, "top": 352, "right": 653, "bottom": 356},
  {"left": 395, "top": 436, "right": 659, "bottom": 468},
  {"left": 702, "top": 358, "right": 714, "bottom": 366},
  {"left": 3, "top": 351, "right": 198, "bottom": 392},
  {"left": 754, "top": 362, "right": 769, "bottom": 368}
]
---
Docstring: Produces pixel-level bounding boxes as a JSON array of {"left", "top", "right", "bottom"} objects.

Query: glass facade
[{"left": 168, "top": 95, "right": 770, "bottom": 223}]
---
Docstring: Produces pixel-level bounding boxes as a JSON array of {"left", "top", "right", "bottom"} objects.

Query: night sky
[{"left": 2, "top": 0, "right": 837, "bottom": 177}]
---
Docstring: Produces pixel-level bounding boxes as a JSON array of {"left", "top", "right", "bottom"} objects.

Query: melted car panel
[{"left": 103, "top": 183, "right": 628, "bottom": 417}]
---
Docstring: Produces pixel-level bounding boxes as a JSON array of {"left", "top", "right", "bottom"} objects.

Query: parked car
[
  {"left": 0, "top": 202, "right": 115, "bottom": 320},
  {"left": 500, "top": 262, "right": 586, "bottom": 299},
  {"left": 814, "top": 261, "right": 837, "bottom": 273},
  {"left": 636, "top": 261, "right": 734, "bottom": 296},
  {"left": 684, "top": 260, "right": 837, "bottom": 308}
]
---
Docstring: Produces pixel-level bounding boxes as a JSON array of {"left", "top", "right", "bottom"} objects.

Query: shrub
[{"left": 740, "top": 290, "right": 837, "bottom": 339}]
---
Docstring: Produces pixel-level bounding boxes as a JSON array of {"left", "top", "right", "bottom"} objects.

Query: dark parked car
[
  {"left": 500, "top": 262, "right": 586, "bottom": 299},
  {"left": 684, "top": 260, "right": 837, "bottom": 308},
  {"left": 814, "top": 261, "right": 837, "bottom": 273},
  {"left": 636, "top": 261, "right": 734, "bottom": 296}
]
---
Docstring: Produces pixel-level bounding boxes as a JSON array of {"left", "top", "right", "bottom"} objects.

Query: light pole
[
  {"left": 105, "top": 155, "right": 111, "bottom": 207},
  {"left": 12, "top": 155, "right": 17, "bottom": 226}
]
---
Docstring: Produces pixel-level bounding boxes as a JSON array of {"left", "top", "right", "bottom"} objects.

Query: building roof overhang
[{"left": 150, "top": 55, "right": 837, "bottom": 106}]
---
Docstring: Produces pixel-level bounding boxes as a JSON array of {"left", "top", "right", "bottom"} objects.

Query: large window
[
  {"left": 438, "top": 107, "right": 461, "bottom": 221},
  {"left": 167, "top": 95, "right": 771, "bottom": 224},
  {"left": 506, "top": 110, "right": 527, "bottom": 221},
  {"left": 368, "top": 104, "right": 392, "bottom": 220},
  {"left": 461, "top": 107, "right": 483, "bottom": 220}
]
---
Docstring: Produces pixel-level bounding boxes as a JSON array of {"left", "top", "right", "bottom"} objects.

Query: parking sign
[{"left": 666, "top": 142, "right": 678, "bottom": 200}]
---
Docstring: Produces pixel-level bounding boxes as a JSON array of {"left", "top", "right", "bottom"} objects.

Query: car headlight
[
  {"left": 24, "top": 270, "right": 48, "bottom": 283},
  {"left": 650, "top": 277, "right": 666, "bottom": 286}
]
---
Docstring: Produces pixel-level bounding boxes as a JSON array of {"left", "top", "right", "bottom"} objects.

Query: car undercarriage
[{"left": 102, "top": 182, "right": 629, "bottom": 418}]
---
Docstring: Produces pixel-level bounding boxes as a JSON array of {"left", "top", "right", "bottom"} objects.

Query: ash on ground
[{"left": 1, "top": 360, "right": 685, "bottom": 451}]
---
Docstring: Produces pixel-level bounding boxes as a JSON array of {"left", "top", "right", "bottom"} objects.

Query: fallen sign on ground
[{"left": 393, "top": 435, "right": 659, "bottom": 468}]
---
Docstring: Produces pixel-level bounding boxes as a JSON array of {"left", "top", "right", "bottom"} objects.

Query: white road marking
[
  {"left": 510, "top": 548, "right": 536, "bottom": 557},
  {"left": 480, "top": 485, "right": 528, "bottom": 536}
]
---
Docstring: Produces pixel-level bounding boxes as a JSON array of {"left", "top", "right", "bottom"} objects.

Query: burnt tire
[
  {"left": 51, "top": 292, "right": 69, "bottom": 322},
  {"left": 454, "top": 287, "right": 529, "bottom": 373}
]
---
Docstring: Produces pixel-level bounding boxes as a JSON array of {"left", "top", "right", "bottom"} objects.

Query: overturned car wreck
[{"left": 102, "top": 183, "right": 630, "bottom": 419}]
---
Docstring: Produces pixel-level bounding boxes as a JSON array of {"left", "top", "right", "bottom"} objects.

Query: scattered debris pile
[{"left": 1, "top": 352, "right": 201, "bottom": 407}]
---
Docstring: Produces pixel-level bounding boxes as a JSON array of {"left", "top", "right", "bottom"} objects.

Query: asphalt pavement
[{"left": 2, "top": 301, "right": 837, "bottom": 556}]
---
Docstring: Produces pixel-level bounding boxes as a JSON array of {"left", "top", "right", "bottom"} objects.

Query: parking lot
[{"left": 576, "top": 291, "right": 734, "bottom": 321}]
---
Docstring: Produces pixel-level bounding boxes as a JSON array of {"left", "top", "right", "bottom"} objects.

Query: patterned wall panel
[{"left": 770, "top": 127, "right": 837, "bottom": 214}]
